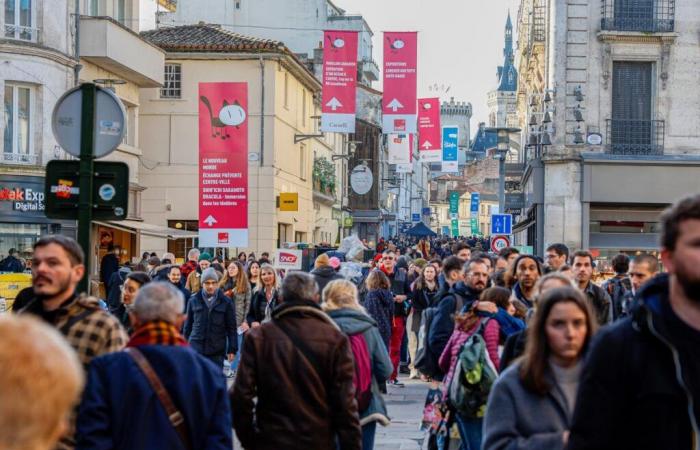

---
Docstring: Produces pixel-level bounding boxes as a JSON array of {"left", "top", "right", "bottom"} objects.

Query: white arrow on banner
[
  {"left": 204, "top": 215, "right": 217, "bottom": 227},
  {"left": 326, "top": 97, "right": 343, "bottom": 111},
  {"left": 421, "top": 140, "right": 433, "bottom": 149},
  {"left": 387, "top": 98, "right": 404, "bottom": 112}
]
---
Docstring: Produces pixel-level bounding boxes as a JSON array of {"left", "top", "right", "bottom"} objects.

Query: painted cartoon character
[{"left": 199, "top": 96, "right": 246, "bottom": 139}]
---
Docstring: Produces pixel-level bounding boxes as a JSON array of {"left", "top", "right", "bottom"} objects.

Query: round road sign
[
  {"left": 491, "top": 235, "right": 511, "bottom": 253},
  {"left": 350, "top": 165, "right": 373, "bottom": 195}
]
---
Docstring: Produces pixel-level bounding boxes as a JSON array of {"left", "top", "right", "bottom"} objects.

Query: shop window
[
  {"left": 3, "top": 83, "right": 36, "bottom": 165},
  {"left": 161, "top": 64, "right": 182, "bottom": 99},
  {"left": 278, "top": 223, "right": 292, "bottom": 248},
  {"left": 167, "top": 220, "right": 198, "bottom": 260},
  {"left": 0, "top": 223, "right": 59, "bottom": 267},
  {"left": 4, "top": 0, "right": 37, "bottom": 41},
  {"left": 127, "top": 188, "right": 141, "bottom": 220}
]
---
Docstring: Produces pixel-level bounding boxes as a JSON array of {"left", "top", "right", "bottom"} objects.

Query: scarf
[
  {"left": 379, "top": 265, "right": 393, "bottom": 278},
  {"left": 127, "top": 320, "right": 188, "bottom": 348}
]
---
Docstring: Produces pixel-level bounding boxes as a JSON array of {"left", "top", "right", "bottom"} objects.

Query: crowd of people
[{"left": 0, "top": 194, "right": 698, "bottom": 450}]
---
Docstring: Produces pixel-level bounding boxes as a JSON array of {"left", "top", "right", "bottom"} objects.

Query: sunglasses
[{"left": 383, "top": 257, "right": 394, "bottom": 261}]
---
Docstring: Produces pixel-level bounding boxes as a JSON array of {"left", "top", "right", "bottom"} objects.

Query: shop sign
[
  {"left": 343, "top": 216, "right": 354, "bottom": 228},
  {"left": 273, "top": 249, "right": 303, "bottom": 270},
  {"left": 0, "top": 185, "right": 45, "bottom": 212},
  {"left": 279, "top": 193, "right": 299, "bottom": 211}
]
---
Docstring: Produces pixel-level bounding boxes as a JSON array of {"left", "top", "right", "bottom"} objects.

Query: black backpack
[{"left": 414, "top": 293, "right": 465, "bottom": 378}]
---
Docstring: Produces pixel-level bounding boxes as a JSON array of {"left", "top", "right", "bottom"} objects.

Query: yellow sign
[{"left": 279, "top": 193, "right": 299, "bottom": 211}]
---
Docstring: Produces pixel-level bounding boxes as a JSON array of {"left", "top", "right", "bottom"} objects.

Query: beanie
[
  {"left": 328, "top": 256, "right": 341, "bottom": 269},
  {"left": 198, "top": 252, "right": 212, "bottom": 262},
  {"left": 201, "top": 267, "right": 220, "bottom": 284}
]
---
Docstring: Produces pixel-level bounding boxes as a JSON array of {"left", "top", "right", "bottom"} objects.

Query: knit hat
[
  {"left": 198, "top": 252, "right": 212, "bottom": 262},
  {"left": 201, "top": 267, "right": 220, "bottom": 284},
  {"left": 413, "top": 258, "right": 428, "bottom": 269},
  {"left": 328, "top": 257, "right": 341, "bottom": 269}
]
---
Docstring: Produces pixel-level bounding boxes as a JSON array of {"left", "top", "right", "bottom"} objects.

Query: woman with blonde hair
[
  {"left": 322, "top": 280, "right": 393, "bottom": 450},
  {"left": 246, "top": 264, "right": 278, "bottom": 327}
]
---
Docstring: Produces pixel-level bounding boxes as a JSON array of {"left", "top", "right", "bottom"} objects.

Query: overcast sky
[{"left": 337, "top": 0, "right": 520, "bottom": 136}]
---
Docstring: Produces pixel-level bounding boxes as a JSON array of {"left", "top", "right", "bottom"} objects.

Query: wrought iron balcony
[
  {"left": 601, "top": 0, "right": 674, "bottom": 32},
  {"left": 605, "top": 119, "right": 665, "bottom": 155}
]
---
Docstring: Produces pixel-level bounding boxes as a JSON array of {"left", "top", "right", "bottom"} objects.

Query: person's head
[
  {"left": 259, "top": 264, "right": 277, "bottom": 289},
  {"left": 659, "top": 194, "right": 700, "bottom": 303},
  {"left": 200, "top": 267, "right": 221, "bottom": 296},
  {"left": 495, "top": 255, "right": 509, "bottom": 272},
  {"left": 167, "top": 265, "right": 182, "bottom": 285},
  {"left": 558, "top": 264, "right": 574, "bottom": 280},
  {"left": 322, "top": 279, "right": 362, "bottom": 312},
  {"left": 187, "top": 248, "right": 200, "bottom": 262},
  {"left": 122, "top": 271, "right": 151, "bottom": 306},
  {"left": 248, "top": 260, "right": 261, "bottom": 279},
  {"left": 491, "top": 269, "right": 507, "bottom": 287},
  {"left": 328, "top": 257, "right": 341, "bottom": 271},
  {"left": 422, "top": 264, "right": 437, "bottom": 282},
  {"left": 279, "top": 271, "right": 319, "bottom": 304},
  {"left": 480, "top": 286, "right": 512, "bottom": 312},
  {"left": 226, "top": 261, "right": 239, "bottom": 278},
  {"left": 471, "top": 251, "right": 493, "bottom": 273},
  {"left": 147, "top": 256, "right": 160, "bottom": 269},
  {"left": 429, "top": 258, "right": 442, "bottom": 273},
  {"left": 130, "top": 282, "right": 186, "bottom": 329},
  {"left": 381, "top": 250, "right": 397, "bottom": 271},
  {"left": 629, "top": 254, "right": 659, "bottom": 293},
  {"left": 611, "top": 253, "right": 630, "bottom": 275},
  {"left": 159, "top": 252, "right": 173, "bottom": 265},
  {"left": 571, "top": 251, "right": 595, "bottom": 287},
  {"left": 8, "top": 247, "right": 17, "bottom": 256},
  {"left": 545, "top": 243, "right": 569, "bottom": 271},
  {"left": 0, "top": 315, "right": 84, "bottom": 450},
  {"left": 452, "top": 242, "right": 471, "bottom": 261},
  {"left": 314, "top": 253, "right": 330, "bottom": 269},
  {"left": 198, "top": 252, "right": 212, "bottom": 271},
  {"left": 511, "top": 254, "right": 543, "bottom": 292},
  {"left": 366, "top": 269, "right": 391, "bottom": 291},
  {"left": 535, "top": 272, "right": 576, "bottom": 298},
  {"left": 520, "top": 287, "right": 598, "bottom": 394},
  {"left": 498, "top": 247, "right": 520, "bottom": 265},
  {"left": 442, "top": 256, "right": 464, "bottom": 286},
  {"left": 31, "top": 236, "right": 85, "bottom": 302},
  {"left": 237, "top": 252, "right": 247, "bottom": 261},
  {"left": 142, "top": 251, "right": 150, "bottom": 260},
  {"left": 464, "top": 258, "right": 490, "bottom": 292},
  {"left": 261, "top": 252, "right": 270, "bottom": 259}
]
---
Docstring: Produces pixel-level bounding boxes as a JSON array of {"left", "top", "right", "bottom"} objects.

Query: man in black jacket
[
  {"left": 571, "top": 250, "right": 613, "bottom": 325},
  {"left": 568, "top": 195, "right": 700, "bottom": 450}
]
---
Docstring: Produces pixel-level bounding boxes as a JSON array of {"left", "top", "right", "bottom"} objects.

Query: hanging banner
[
  {"left": 395, "top": 134, "right": 414, "bottom": 173},
  {"left": 388, "top": 133, "right": 411, "bottom": 164},
  {"left": 321, "top": 30, "right": 358, "bottom": 133},
  {"left": 198, "top": 82, "right": 248, "bottom": 247},
  {"left": 441, "top": 126, "right": 459, "bottom": 173},
  {"left": 418, "top": 98, "right": 441, "bottom": 162},
  {"left": 382, "top": 32, "right": 418, "bottom": 134}
]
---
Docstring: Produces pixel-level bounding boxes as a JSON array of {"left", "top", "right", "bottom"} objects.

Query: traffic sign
[
  {"left": 412, "top": 213, "right": 421, "bottom": 222},
  {"left": 491, "top": 235, "right": 511, "bottom": 253},
  {"left": 491, "top": 214, "right": 513, "bottom": 235}
]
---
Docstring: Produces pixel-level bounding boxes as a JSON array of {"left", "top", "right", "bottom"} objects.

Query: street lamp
[{"left": 485, "top": 126, "right": 521, "bottom": 214}]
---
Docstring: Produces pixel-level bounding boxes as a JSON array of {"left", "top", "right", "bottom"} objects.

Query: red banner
[
  {"left": 382, "top": 32, "right": 418, "bottom": 134},
  {"left": 321, "top": 30, "right": 358, "bottom": 133},
  {"left": 198, "top": 82, "right": 248, "bottom": 247},
  {"left": 417, "top": 97, "right": 442, "bottom": 162}
]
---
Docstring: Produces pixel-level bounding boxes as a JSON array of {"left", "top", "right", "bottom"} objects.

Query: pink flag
[
  {"left": 321, "top": 30, "right": 358, "bottom": 133},
  {"left": 382, "top": 32, "right": 418, "bottom": 134},
  {"left": 418, "top": 98, "right": 441, "bottom": 162}
]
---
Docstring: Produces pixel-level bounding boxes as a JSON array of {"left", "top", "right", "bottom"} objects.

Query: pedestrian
[
  {"left": 166, "top": 265, "right": 190, "bottom": 310},
  {"left": 139, "top": 251, "right": 150, "bottom": 269},
  {"left": 452, "top": 242, "right": 472, "bottom": 261},
  {"left": 112, "top": 271, "right": 151, "bottom": 333},
  {"left": 601, "top": 253, "right": 632, "bottom": 320},
  {"left": 545, "top": 243, "right": 569, "bottom": 273},
  {"left": 237, "top": 251, "right": 247, "bottom": 263},
  {"left": 247, "top": 260, "right": 261, "bottom": 291},
  {"left": 185, "top": 252, "right": 211, "bottom": 294},
  {"left": 76, "top": 282, "right": 233, "bottom": 450},
  {"left": 378, "top": 250, "right": 411, "bottom": 386},
  {"left": 567, "top": 195, "right": 700, "bottom": 450},
  {"left": 509, "top": 255, "right": 543, "bottom": 309},
  {"left": 146, "top": 255, "right": 160, "bottom": 277},
  {"left": 151, "top": 252, "right": 176, "bottom": 282},
  {"left": 311, "top": 253, "right": 343, "bottom": 293},
  {"left": 183, "top": 267, "right": 238, "bottom": 369},
  {"left": 622, "top": 253, "right": 659, "bottom": 316},
  {"left": 363, "top": 270, "right": 394, "bottom": 352},
  {"left": 482, "top": 287, "right": 598, "bottom": 450},
  {"left": 408, "top": 263, "right": 439, "bottom": 379},
  {"left": 231, "top": 272, "right": 362, "bottom": 450},
  {"left": 106, "top": 263, "right": 131, "bottom": 312},
  {"left": 0, "top": 247, "right": 25, "bottom": 272},
  {"left": 179, "top": 248, "right": 200, "bottom": 280},
  {"left": 0, "top": 315, "right": 84, "bottom": 450},
  {"left": 99, "top": 245, "right": 120, "bottom": 293},
  {"left": 219, "top": 260, "right": 251, "bottom": 370},
  {"left": 246, "top": 263, "right": 278, "bottom": 326},
  {"left": 570, "top": 250, "right": 613, "bottom": 325},
  {"left": 323, "top": 279, "right": 393, "bottom": 450}
]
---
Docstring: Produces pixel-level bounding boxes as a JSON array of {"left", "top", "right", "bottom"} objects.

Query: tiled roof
[{"left": 140, "top": 24, "right": 286, "bottom": 53}]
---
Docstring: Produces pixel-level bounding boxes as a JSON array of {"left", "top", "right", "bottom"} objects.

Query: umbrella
[{"left": 406, "top": 222, "right": 437, "bottom": 237}]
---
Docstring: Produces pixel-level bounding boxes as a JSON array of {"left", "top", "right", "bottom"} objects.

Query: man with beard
[{"left": 568, "top": 195, "right": 700, "bottom": 450}]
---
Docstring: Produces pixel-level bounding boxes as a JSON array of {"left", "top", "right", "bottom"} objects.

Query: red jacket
[{"left": 180, "top": 260, "right": 198, "bottom": 281}]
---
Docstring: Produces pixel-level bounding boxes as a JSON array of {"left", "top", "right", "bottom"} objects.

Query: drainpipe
[
  {"left": 73, "top": 0, "right": 81, "bottom": 85},
  {"left": 259, "top": 55, "right": 265, "bottom": 166}
]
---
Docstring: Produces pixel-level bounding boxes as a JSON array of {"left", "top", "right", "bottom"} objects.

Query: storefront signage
[
  {"left": 418, "top": 98, "right": 442, "bottom": 162},
  {"left": 279, "top": 192, "right": 299, "bottom": 211},
  {"left": 320, "top": 30, "right": 358, "bottom": 133},
  {"left": 382, "top": 32, "right": 418, "bottom": 134},
  {"left": 198, "top": 82, "right": 249, "bottom": 247},
  {"left": 350, "top": 164, "right": 373, "bottom": 195},
  {"left": 273, "top": 249, "right": 303, "bottom": 270},
  {"left": 0, "top": 185, "right": 45, "bottom": 212},
  {"left": 343, "top": 216, "right": 354, "bottom": 228}
]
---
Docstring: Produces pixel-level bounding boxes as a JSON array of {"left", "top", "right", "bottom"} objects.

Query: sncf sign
[{"left": 274, "top": 249, "right": 303, "bottom": 271}]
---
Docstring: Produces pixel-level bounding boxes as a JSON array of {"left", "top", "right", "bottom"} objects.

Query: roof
[
  {"left": 140, "top": 24, "right": 286, "bottom": 53},
  {"left": 471, "top": 126, "right": 498, "bottom": 152}
]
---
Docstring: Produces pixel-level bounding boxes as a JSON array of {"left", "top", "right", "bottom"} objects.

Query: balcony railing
[
  {"left": 601, "top": 0, "right": 674, "bottom": 32},
  {"left": 605, "top": 119, "right": 665, "bottom": 155},
  {"left": 4, "top": 24, "right": 40, "bottom": 42},
  {"left": 531, "top": 6, "right": 546, "bottom": 43},
  {"left": 1, "top": 152, "right": 40, "bottom": 165}
]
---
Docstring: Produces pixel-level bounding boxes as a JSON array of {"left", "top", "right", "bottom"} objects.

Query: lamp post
[{"left": 485, "top": 126, "right": 521, "bottom": 214}]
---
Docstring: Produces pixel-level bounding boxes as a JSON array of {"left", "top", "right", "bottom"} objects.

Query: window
[
  {"left": 160, "top": 64, "right": 181, "bottom": 99},
  {"left": 284, "top": 72, "right": 289, "bottom": 108},
  {"left": 116, "top": 0, "right": 125, "bottom": 25},
  {"left": 3, "top": 83, "right": 35, "bottom": 164},
  {"left": 302, "top": 90, "right": 307, "bottom": 127},
  {"left": 299, "top": 143, "right": 307, "bottom": 179},
  {"left": 5, "top": 0, "right": 36, "bottom": 41},
  {"left": 602, "top": 0, "right": 675, "bottom": 33}
]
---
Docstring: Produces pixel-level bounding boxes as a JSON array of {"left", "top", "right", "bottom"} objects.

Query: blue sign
[
  {"left": 411, "top": 213, "right": 421, "bottom": 222},
  {"left": 470, "top": 193, "right": 480, "bottom": 213},
  {"left": 422, "top": 207, "right": 431, "bottom": 216},
  {"left": 442, "top": 126, "right": 459, "bottom": 164},
  {"left": 442, "top": 226, "right": 450, "bottom": 236},
  {"left": 399, "top": 222, "right": 412, "bottom": 234},
  {"left": 491, "top": 214, "right": 513, "bottom": 236}
]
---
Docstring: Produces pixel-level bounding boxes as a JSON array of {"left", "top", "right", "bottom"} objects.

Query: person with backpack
[
  {"left": 323, "top": 279, "right": 393, "bottom": 450},
  {"left": 408, "top": 264, "right": 439, "bottom": 379},
  {"left": 482, "top": 287, "right": 598, "bottom": 450},
  {"left": 601, "top": 253, "right": 632, "bottom": 320}
]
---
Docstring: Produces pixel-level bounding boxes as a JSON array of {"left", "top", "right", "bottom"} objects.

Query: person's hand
[
  {"left": 251, "top": 321, "right": 261, "bottom": 328},
  {"left": 227, "top": 353, "right": 235, "bottom": 362},
  {"left": 240, "top": 322, "right": 250, "bottom": 332},
  {"left": 562, "top": 431, "right": 570, "bottom": 445},
  {"left": 476, "top": 301, "right": 498, "bottom": 314},
  {"left": 394, "top": 295, "right": 407, "bottom": 303}
]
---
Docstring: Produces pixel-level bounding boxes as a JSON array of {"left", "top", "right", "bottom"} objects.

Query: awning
[{"left": 94, "top": 220, "right": 198, "bottom": 240}]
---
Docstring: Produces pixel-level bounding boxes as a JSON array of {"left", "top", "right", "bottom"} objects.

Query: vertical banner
[
  {"left": 321, "top": 30, "right": 358, "bottom": 133},
  {"left": 383, "top": 32, "right": 418, "bottom": 134},
  {"left": 449, "top": 191, "right": 459, "bottom": 220},
  {"left": 388, "top": 133, "right": 411, "bottom": 164},
  {"left": 470, "top": 193, "right": 480, "bottom": 234},
  {"left": 441, "top": 126, "right": 459, "bottom": 173},
  {"left": 198, "top": 82, "right": 248, "bottom": 247},
  {"left": 395, "top": 134, "right": 414, "bottom": 173},
  {"left": 418, "top": 98, "right": 442, "bottom": 162}
]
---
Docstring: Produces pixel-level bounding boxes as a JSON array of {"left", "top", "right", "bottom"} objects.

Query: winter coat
[
  {"left": 150, "top": 264, "right": 172, "bottom": 282},
  {"left": 439, "top": 318, "right": 500, "bottom": 390},
  {"left": 501, "top": 329, "right": 527, "bottom": 371},
  {"left": 0, "top": 254, "right": 23, "bottom": 272},
  {"left": 362, "top": 288, "right": 394, "bottom": 349},
  {"left": 100, "top": 253, "right": 120, "bottom": 289},
  {"left": 582, "top": 281, "right": 614, "bottom": 325},
  {"left": 482, "top": 363, "right": 572, "bottom": 450},
  {"left": 311, "top": 265, "right": 344, "bottom": 294},
  {"left": 384, "top": 267, "right": 411, "bottom": 318},
  {"left": 76, "top": 345, "right": 232, "bottom": 450},
  {"left": 180, "top": 260, "right": 198, "bottom": 281},
  {"left": 326, "top": 308, "right": 393, "bottom": 426},
  {"left": 106, "top": 267, "right": 131, "bottom": 312},
  {"left": 183, "top": 289, "right": 237, "bottom": 357},
  {"left": 221, "top": 279, "right": 251, "bottom": 328},
  {"left": 169, "top": 282, "right": 191, "bottom": 312},
  {"left": 568, "top": 273, "right": 700, "bottom": 450},
  {"left": 409, "top": 283, "right": 438, "bottom": 333},
  {"left": 512, "top": 282, "right": 535, "bottom": 309},
  {"left": 231, "top": 300, "right": 362, "bottom": 450},
  {"left": 246, "top": 288, "right": 278, "bottom": 325}
]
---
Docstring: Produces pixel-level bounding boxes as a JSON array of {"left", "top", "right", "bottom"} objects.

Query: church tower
[{"left": 487, "top": 12, "right": 519, "bottom": 130}]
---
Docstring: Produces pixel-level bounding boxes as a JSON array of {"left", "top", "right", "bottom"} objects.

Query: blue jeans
[
  {"left": 362, "top": 421, "right": 377, "bottom": 450},
  {"left": 231, "top": 333, "right": 244, "bottom": 370},
  {"left": 455, "top": 415, "right": 483, "bottom": 450}
]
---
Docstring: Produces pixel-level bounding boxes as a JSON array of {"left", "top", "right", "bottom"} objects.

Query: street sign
[
  {"left": 382, "top": 32, "right": 418, "bottom": 133},
  {"left": 470, "top": 193, "right": 480, "bottom": 213},
  {"left": 491, "top": 235, "right": 511, "bottom": 253},
  {"left": 418, "top": 98, "right": 441, "bottom": 161},
  {"left": 320, "top": 30, "right": 358, "bottom": 133},
  {"left": 52, "top": 84, "right": 126, "bottom": 158},
  {"left": 45, "top": 160, "right": 129, "bottom": 220},
  {"left": 450, "top": 212, "right": 458, "bottom": 220},
  {"left": 491, "top": 213, "right": 513, "bottom": 235},
  {"left": 412, "top": 213, "right": 421, "bottom": 222},
  {"left": 422, "top": 207, "right": 431, "bottom": 216},
  {"left": 505, "top": 192, "right": 525, "bottom": 210}
]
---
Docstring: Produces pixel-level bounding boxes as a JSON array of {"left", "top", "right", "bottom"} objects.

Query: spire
[
  {"left": 504, "top": 10, "right": 513, "bottom": 61},
  {"left": 506, "top": 10, "right": 512, "bottom": 30},
  {"left": 497, "top": 11, "right": 517, "bottom": 92}
]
